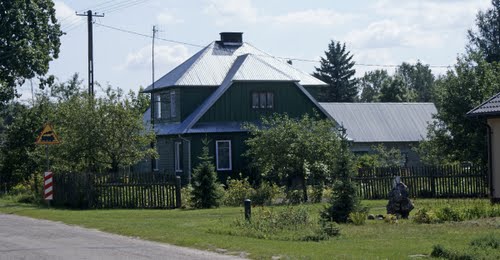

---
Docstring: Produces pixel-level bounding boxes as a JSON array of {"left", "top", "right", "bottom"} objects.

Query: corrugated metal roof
[
  {"left": 319, "top": 103, "right": 437, "bottom": 142},
  {"left": 143, "top": 42, "right": 325, "bottom": 92},
  {"left": 467, "top": 92, "right": 500, "bottom": 116},
  {"left": 142, "top": 54, "right": 332, "bottom": 135}
]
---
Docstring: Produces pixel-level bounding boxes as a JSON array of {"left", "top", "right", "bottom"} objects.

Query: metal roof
[
  {"left": 467, "top": 92, "right": 500, "bottom": 117},
  {"left": 143, "top": 54, "right": 331, "bottom": 135},
  {"left": 319, "top": 103, "right": 437, "bottom": 142},
  {"left": 143, "top": 42, "right": 325, "bottom": 92}
]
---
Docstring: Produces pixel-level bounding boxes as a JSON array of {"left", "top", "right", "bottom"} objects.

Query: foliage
[
  {"left": 50, "top": 86, "right": 156, "bottom": 173},
  {"left": 394, "top": 61, "right": 435, "bottom": 102},
  {"left": 468, "top": 0, "right": 500, "bottom": 63},
  {"left": 223, "top": 175, "right": 254, "bottom": 206},
  {"left": 413, "top": 208, "right": 440, "bottom": 224},
  {"left": 223, "top": 205, "right": 338, "bottom": 241},
  {"left": 50, "top": 73, "right": 83, "bottom": 102},
  {"left": 190, "top": 139, "right": 223, "bottom": 209},
  {"left": 384, "top": 214, "right": 398, "bottom": 224},
  {"left": 0, "top": 97, "right": 51, "bottom": 189},
  {"left": 250, "top": 181, "right": 282, "bottom": 206},
  {"left": 321, "top": 132, "right": 360, "bottom": 223},
  {"left": 180, "top": 185, "right": 194, "bottom": 209},
  {"left": 244, "top": 113, "right": 340, "bottom": 202},
  {"left": 358, "top": 69, "right": 391, "bottom": 102},
  {"left": 418, "top": 53, "right": 500, "bottom": 165},
  {"left": 379, "top": 76, "right": 416, "bottom": 102},
  {"left": 355, "top": 144, "right": 404, "bottom": 169},
  {"left": 313, "top": 40, "right": 358, "bottom": 102},
  {"left": 348, "top": 211, "right": 367, "bottom": 225},
  {"left": 0, "top": 76, "right": 155, "bottom": 189},
  {"left": 0, "top": 0, "right": 63, "bottom": 106}
]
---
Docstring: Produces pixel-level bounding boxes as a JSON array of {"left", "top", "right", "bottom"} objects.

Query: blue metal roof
[{"left": 319, "top": 103, "right": 437, "bottom": 142}]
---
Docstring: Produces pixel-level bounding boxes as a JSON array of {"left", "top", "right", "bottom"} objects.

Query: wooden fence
[
  {"left": 354, "top": 165, "right": 488, "bottom": 199},
  {"left": 52, "top": 172, "right": 181, "bottom": 209}
]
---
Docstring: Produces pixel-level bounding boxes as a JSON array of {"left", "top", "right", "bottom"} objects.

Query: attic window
[{"left": 252, "top": 92, "right": 274, "bottom": 109}]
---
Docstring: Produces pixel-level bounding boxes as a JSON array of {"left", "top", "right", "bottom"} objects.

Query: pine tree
[
  {"left": 313, "top": 41, "right": 358, "bottom": 102},
  {"left": 321, "top": 129, "right": 360, "bottom": 223},
  {"left": 190, "top": 139, "right": 222, "bottom": 209}
]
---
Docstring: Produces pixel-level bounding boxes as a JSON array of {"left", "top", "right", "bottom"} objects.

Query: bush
[
  {"left": 285, "top": 189, "right": 303, "bottom": 205},
  {"left": 413, "top": 208, "right": 440, "bottom": 224},
  {"left": 180, "top": 185, "right": 193, "bottom": 209},
  {"left": 436, "top": 206, "right": 465, "bottom": 222},
  {"left": 250, "top": 182, "right": 282, "bottom": 206},
  {"left": 191, "top": 140, "right": 223, "bottom": 209},
  {"left": 223, "top": 176, "right": 254, "bottom": 206},
  {"left": 225, "top": 205, "right": 337, "bottom": 241},
  {"left": 321, "top": 179, "right": 360, "bottom": 223},
  {"left": 348, "top": 211, "right": 368, "bottom": 225}
]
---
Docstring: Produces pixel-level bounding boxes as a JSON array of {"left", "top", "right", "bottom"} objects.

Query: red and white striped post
[{"left": 44, "top": 172, "right": 53, "bottom": 205}]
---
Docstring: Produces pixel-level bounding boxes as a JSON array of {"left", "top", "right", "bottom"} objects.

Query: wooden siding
[
  {"left": 199, "top": 82, "right": 323, "bottom": 123},
  {"left": 180, "top": 87, "right": 217, "bottom": 121},
  {"left": 188, "top": 133, "right": 249, "bottom": 183}
]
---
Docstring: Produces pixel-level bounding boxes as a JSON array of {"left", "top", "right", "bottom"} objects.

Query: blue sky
[{"left": 18, "top": 0, "right": 491, "bottom": 100}]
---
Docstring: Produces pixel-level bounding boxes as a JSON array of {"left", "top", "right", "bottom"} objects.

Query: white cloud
[
  {"left": 352, "top": 48, "right": 396, "bottom": 76},
  {"left": 156, "top": 9, "right": 184, "bottom": 24},
  {"left": 272, "top": 9, "right": 354, "bottom": 26},
  {"left": 372, "top": 0, "right": 490, "bottom": 30},
  {"left": 204, "top": 0, "right": 258, "bottom": 25},
  {"left": 54, "top": 1, "right": 83, "bottom": 29},
  {"left": 120, "top": 44, "right": 190, "bottom": 71},
  {"left": 346, "top": 20, "right": 445, "bottom": 49}
]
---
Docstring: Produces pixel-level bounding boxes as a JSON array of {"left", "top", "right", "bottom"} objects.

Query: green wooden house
[{"left": 138, "top": 32, "right": 330, "bottom": 183}]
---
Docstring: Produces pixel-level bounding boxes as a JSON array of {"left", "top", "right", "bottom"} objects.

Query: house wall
[
  {"left": 180, "top": 87, "right": 217, "bottom": 121},
  {"left": 351, "top": 142, "right": 422, "bottom": 167},
  {"left": 199, "top": 82, "right": 325, "bottom": 122},
  {"left": 488, "top": 118, "right": 500, "bottom": 201}
]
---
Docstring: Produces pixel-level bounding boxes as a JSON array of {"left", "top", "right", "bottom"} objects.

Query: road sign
[
  {"left": 35, "top": 123, "right": 60, "bottom": 145},
  {"left": 44, "top": 172, "right": 53, "bottom": 200}
]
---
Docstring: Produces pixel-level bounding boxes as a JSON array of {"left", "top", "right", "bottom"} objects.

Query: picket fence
[{"left": 354, "top": 165, "right": 488, "bottom": 199}]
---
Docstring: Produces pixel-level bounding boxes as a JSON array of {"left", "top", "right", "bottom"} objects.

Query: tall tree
[
  {"left": 395, "top": 61, "right": 435, "bottom": 102},
  {"left": 313, "top": 41, "right": 358, "bottom": 102},
  {"left": 0, "top": 0, "right": 63, "bottom": 107},
  {"left": 468, "top": 0, "right": 500, "bottom": 63},
  {"left": 358, "top": 69, "right": 391, "bottom": 102},
  {"left": 418, "top": 53, "right": 500, "bottom": 165},
  {"left": 379, "top": 76, "right": 416, "bottom": 102},
  {"left": 244, "top": 114, "right": 340, "bottom": 202}
]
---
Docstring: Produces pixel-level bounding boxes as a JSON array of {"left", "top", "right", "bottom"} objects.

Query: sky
[{"left": 17, "top": 0, "right": 492, "bottom": 100}]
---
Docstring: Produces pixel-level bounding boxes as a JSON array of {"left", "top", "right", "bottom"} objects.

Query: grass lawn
[{"left": 1, "top": 198, "right": 499, "bottom": 259}]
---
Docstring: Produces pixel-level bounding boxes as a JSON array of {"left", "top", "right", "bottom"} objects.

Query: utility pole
[
  {"left": 151, "top": 25, "right": 158, "bottom": 172},
  {"left": 76, "top": 10, "right": 104, "bottom": 96},
  {"left": 151, "top": 25, "right": 158, "bottom": 129}
]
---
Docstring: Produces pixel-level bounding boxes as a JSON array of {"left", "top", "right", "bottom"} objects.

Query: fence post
[
  {"left": 175, "top": 176, "right": 182, "bottom": 208},
  {"left": 244, "top": 199, "right": 251, "bottom": 221}
]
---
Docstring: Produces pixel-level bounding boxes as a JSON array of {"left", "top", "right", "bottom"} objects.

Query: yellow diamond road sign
[{"left": 36, "top": 123, "right": 60, "bottom": 145}]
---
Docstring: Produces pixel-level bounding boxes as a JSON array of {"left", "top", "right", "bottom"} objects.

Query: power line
[{"left": 94, "top": 22, "right": 454, "bottom": 69}]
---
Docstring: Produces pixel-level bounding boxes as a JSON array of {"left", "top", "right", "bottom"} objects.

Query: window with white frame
[
  {"left": 251, "top": 91, "right": 274, "bottom": 109},
  {"left": 175, "top": 141, "right": 183, "bottom": 172},
  {"left": 216, "top": 140, "right": 232, "bottom": 171},
  {"left": 155, "top": 95, "right": 161, "bottom": 119}
]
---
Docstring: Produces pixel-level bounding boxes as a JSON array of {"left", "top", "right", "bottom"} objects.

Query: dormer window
[{"left": 252, "top": 91, "right": 274, "bottom": 109}]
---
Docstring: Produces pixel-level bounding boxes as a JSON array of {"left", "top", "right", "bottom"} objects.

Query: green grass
[{"left": 1, "top": 198, "right": 499, "bottom": 259}]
